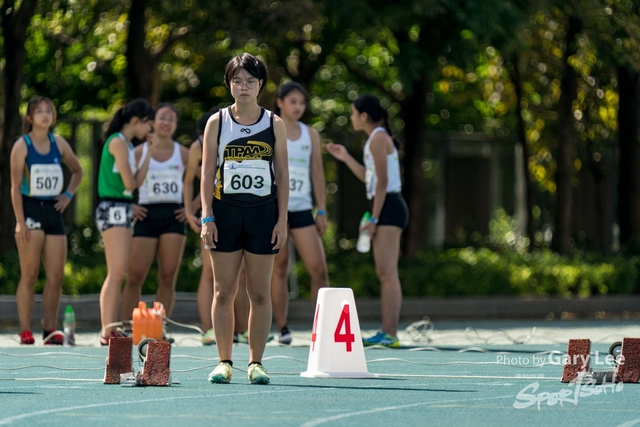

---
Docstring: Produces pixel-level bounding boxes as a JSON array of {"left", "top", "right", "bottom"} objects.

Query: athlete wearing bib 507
[
  {"left": 10, "top": 96, "right": 83, "bottom": 345},
  {"left": 327, "top": 93, "right": 408, "bottom": 349},
  {"left": 201, "top": 53, "right": 289, "bottom": 386}
]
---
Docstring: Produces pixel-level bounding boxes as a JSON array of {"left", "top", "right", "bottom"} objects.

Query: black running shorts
[
  {"left": 132, "top": 203, "right": 186, "bottom": 238},
  {"left": 21, "top": 196, "right": 66, "bottom": 235},
  {"left": 371, "top": 192, "right": 409, "bottom": 230},
  {"left": 287, "top": 209, "right": 315, "bottom": 229},
  {"left": 210, "top": 199, "right": 279, "bottom": 255}
]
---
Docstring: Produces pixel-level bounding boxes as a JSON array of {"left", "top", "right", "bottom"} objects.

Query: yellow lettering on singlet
[{"left": 224, "top": 140, "right": 272, "bottom": 160}]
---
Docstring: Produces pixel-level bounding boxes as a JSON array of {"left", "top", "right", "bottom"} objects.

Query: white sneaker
[
  {"left": 278, "top": 326, "right": 292, "bottom": 345},
  {"left": 248, "top": 362, "right": 270, "bottom": 384},
  {"left": 208, "top": 362, "right": 232, "bottom": 384}
]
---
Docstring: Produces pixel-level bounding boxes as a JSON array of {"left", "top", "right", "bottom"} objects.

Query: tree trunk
[
  {"left": 399, "top": 75, "right": 429, "bottom": 258},
  {"left": 552, "top": 16, "right": 581, "bottom": 255},
  {"left": 617, "top": 65, "right": 640, "bottom": 246},
  {"left": 508, "top": 52, "right": 537, "bottom": 251},
  {"left": 126, "top": 0, "right": 159, "bottom": 104},
  {"left": 0, "top": 0, "right": 39, "bottom": 254}
]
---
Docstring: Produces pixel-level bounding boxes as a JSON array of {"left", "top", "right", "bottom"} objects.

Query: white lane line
[
  {"left": 0, "top": 389, "right": 295, "bottom": 425},
  {"left": 300, "top": 394, "right": 515, "bottom": 427}
]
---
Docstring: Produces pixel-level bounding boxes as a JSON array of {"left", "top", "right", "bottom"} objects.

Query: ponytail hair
[
  {"left": 352, "top": 94, "right": 401, "bottom": 150},
  {"left": 105, "top": 98, "right": 154, "bottom": 139},
  {"left": 23, "top": 96, "right": 57, "bottom": 133},
  {"left": 274, "top": 82, "right": 308, "bottom": 116}
]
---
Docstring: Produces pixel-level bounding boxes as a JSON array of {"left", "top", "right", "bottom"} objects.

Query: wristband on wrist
[
  {"left": 63, "top": 191, "right": 73, "bottom": 200},
  {"left": 369, "top": 217, "right": 379, "bottom": 224},
  {"left": 316, "top": 209, "right": 327, "bottom": 216},
  {"left": 201, "top": 216, "right": 215, "bottom": 224}
]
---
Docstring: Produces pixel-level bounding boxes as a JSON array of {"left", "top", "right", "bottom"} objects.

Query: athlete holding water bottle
[{"left": 327, "top": 94, "right": 408, "bottom": 348}]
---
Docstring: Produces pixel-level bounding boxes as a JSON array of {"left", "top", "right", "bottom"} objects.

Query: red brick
[
  {"left": 140, "top": 341, "right": 171, "bottom": 386},
  {"left": 615, "top": 338, "right": 640, "bottom": 383},
  {"left": 104, "top": 337, "right": 133, "bottom": 384},
  {"left": 561, "top": 339, "right": 591, "bottom": 383}
]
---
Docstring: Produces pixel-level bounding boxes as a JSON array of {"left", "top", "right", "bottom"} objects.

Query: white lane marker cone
[{"left": 301, "top": 288, "right": 378, "bottom": 378}]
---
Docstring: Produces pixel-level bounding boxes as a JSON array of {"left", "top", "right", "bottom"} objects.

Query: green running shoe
[
  {"left": 363, "top": 330, "right": 400, "bottom": 348},
  {"left": 208, "top": 362, "right": 232, "bottom": 384},
  {"left": 201, "top": 328, "right": 216, "bottom": 346},
  {"left": 248, "top": 362, "right": 270, "bottom": 385}
]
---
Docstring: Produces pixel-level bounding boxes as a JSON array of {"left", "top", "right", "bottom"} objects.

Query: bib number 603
[{"left": 230, "top": 174, "right": 264, "bottom": 190}]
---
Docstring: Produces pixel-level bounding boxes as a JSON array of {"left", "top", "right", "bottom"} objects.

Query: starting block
[
  {"left": 301, "top": 288, "right": 377, "bottom": 378},
  {"left": 104, "top": 337, "right": 133, "bottom": 384},
  {"left": 120, "top": 338, "right": 173, "bottom": 387},
  {"left": 615, "top": 338, "right": 640, "bottom": 383},
  {"left": 561, "top": 337, "right": 640, "bottom": 384},
  {"left": 561, "top": 339, "right": 591, "bottom": 383}
]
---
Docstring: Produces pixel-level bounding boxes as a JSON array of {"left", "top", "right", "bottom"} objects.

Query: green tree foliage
[{"left": 1, "top": 0, "right": 640, "bottom": 269}]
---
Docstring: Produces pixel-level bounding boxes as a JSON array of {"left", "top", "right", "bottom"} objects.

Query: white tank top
[
  {"left": 363, "top": 127, "right": 402, "bottom": 200},
  {"left": 287, "top": 123, "right": 313, "bottom": 212},
  {"left": 137, "top": 141, "right": 184, "bottom": 204}
]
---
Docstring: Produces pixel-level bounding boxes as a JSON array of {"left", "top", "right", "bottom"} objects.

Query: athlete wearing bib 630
[
  {"left": 95, "top": 98, "right": 155, "bottom": 345},
  {"left": 201, "top": 53, "right": 289, "bottom": 385},
  {"left": 10, "top": 96, "right": 84, "bottom": 345},
  {"left": 121, "top": 103, "right": 189, "bottom": 328},
  {"left": 271, "top": 82, "right": 329, "bottom": 345},
  {"left": 327, "top": 93, "right": 408, "bottom": 349}
]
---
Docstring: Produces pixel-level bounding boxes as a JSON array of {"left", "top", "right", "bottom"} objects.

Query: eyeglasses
[
  {"left": 34, "top": 109, "right": 53, "bottom": 116},
  {"left": 231, "top": 78, "right": 259, "bottom": 89}
]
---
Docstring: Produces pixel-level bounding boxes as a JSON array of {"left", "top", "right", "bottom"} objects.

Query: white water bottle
[
  {"left": 63, "top": 305, "right": 76, "bottom": 346},
  {"left": 356, "top": 212, "right": 371, "bottom": 253}
]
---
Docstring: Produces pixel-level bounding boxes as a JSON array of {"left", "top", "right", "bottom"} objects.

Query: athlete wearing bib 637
[
  {"left": 121, "top": 102, "right": 190, "bottom": 327},
  {"left": 201, "top": 53, "right": 289, "bottom": 385},
  {"left": 10, "top": 96, "right": 83, "bottom": 345},
  {"left": 271, "top": 82, "right": 329, "bottom": 345}
]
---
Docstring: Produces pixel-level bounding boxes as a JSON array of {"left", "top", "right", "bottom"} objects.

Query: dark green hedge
[{"left": 1, "top": 226, "right": 640, "bottom": 298}]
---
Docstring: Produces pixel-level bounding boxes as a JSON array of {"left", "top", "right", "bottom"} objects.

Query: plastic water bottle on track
[
  {"left": 63, "top": 305, "right": 76, "bottom": 346},
  {"left": 356, "top": 212, "right": 371, "bottom": 253}
]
